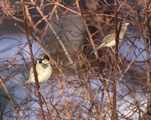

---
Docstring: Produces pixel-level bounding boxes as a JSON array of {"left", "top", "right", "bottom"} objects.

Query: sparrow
[
  {"left": 90, "top": 21, "right": 129, "bottom": 55},
  {"left": 23, "top": 54, "right": 53, "bottom": 86}
]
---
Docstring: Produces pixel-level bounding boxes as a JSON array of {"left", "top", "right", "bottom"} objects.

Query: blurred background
[{"left": 0, "top": 0, "right": 150, "bottom": 119}]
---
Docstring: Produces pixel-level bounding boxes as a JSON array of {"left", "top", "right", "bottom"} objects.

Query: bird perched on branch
[
  {"left": 23, "top": 54, "right": 53, "bottom": 86},
  {"left": 90, "top": 21, "right": 129, "bottom": 55}
]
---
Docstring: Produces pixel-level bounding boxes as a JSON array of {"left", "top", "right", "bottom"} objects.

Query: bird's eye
[{"left": 39, "top": 58, "right": 43, "bottom": 63}]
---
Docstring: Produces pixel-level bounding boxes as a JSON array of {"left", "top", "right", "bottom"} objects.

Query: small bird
[
  {"left": 23, "top": 54, "right": 53, "bottom": 86},
  {"left": 90, "top": 21, "right": 129, "bottom": 55}
]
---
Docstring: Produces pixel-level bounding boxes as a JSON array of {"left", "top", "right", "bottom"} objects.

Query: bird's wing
[
  {"left": 23, "top": 67, "right": 36, "bottom": 86},
  {"left": 102, "top": 33, "right": 115, "bottom": 44}
]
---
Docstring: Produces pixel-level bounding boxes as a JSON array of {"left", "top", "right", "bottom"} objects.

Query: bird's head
[
  {"left": 118, "top": 21, "right": 130, "bottom": 30},
  {"left": 37, "top": 54, "right": 50, "bottom": 64}
]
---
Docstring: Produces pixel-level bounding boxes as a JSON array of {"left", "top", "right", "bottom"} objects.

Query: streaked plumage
[{"left": 90, "top": 21, "right": 129, "bottom": 55}]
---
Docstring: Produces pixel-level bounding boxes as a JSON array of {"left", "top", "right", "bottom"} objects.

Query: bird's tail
[
  {"left": 90, "top": 46, "right": 101, "bottom": 55},
  {"left": 23, "top": 80, "right": 28, "bottom": 86}
]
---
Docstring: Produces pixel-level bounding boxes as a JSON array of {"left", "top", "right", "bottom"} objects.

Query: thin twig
[
  {"left": 21, "top": 0, "right": 45, "bottom": 119},
  {"left": 113, "top": 0, "right": 118, "bottom": 119},
  {"left": 0, "top": 77, "right": 21, "bottom": 120},
  {"left": 144, "top": 0, "right": 151, "bottom": 118}
]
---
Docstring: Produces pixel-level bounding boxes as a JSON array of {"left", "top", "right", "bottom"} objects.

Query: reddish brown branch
[{"left": 20, "top": 0, "right": 45, "bottom": 119}]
